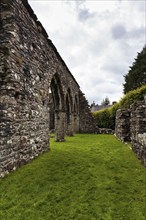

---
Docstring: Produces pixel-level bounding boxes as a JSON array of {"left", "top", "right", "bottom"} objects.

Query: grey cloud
[
  {"left": 74, "top": 0, "right": 95, "bottom": 22},
  {"left": 112, "top": 24, "right": 127, "bottom": 39},
  {"left": 103, "top": 62, "right": 127, "bottom": 76},
  {"left": 64, "top": 0, "right": 94, "bottom": 22},
  {"left": 75, "top": 0, "right": 86, "bottom": 8},
  {"left": 112, "top": 24, "right": 145, "bottom": 41},
  {"left": 128, "top": 27, "right": 145, "bottom": 39},
  {"left": 64, "top": 0, "right": 85, "bottom": 9},
  {"left": 88, "top": 82, "right": 123, "bottom": 104},
  {"left": 132, "top": 0, "right": 145, "bottom": 12},
  {"left": 78, "top": 8, "right": 94, "bottom": 21},
  {"left": 28, "top": 0, "right": 145, "bottom": 104}
]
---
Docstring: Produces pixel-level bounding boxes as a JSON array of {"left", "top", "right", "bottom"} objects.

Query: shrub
[
  {"left": 93, "top": 108, "right": 111, "bottom": 128},
  {"left": 93, "top": 85, "right": 146, "bottom": 129},
  {"left": 119, "top": 85, "right": 146, "bottom": 109},
  {"left": 93, "top": 102, "right": 119, "bottom": 130}
]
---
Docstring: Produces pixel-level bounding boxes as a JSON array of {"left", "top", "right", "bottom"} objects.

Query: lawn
[{"left": 0, "top": 134, "right": 146, "bottom": 220}]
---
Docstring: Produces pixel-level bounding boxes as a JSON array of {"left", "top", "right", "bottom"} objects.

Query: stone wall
[
  {"left": 115, "top": 109, "right": 130, "bottom": 142},
  {"left": 115, "top": 100, "right": 146, "bottom": 166},
  {"left": 130, "top": 101, "right": 146, "bottom": 166},
  {"left": 0, "top": 0, "right": 54, "bottom": 177},
  {"left": 79, "top": 91, "right": 99, "bottom": 133},
  {"left": 0, "top": 0, "right": 97, "bottom": 177},
  {"left": 99, "top": 128, "right": 114, "bottom": 134}
]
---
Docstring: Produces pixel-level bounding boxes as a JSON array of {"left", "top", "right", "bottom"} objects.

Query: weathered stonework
[
  {"left": 79, "top": 91, "right": 99, "bottom": 133},
  {"left": 115, "top": 100, "right": 146, "bottom": 166},
  {"left": 130, "top": 101, "right": 146, "bottom": 166},
  {"left": 115, "top": 109, "right": 131, "bottom": 142},
  {"left": 0, "top": 0, "right": 98, "bottom": 177},
  {"left": 99, "top": 128, "right": 114, "bottom": 134}
]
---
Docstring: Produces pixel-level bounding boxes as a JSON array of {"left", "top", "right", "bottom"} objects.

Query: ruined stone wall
[
  {"left": 0, "top": 0, "right": 97, "bottom": 177},
  {"left": 115, "top": 109, "right": 130, "bottom": 142},
  {"left": 79, "top": 91, "right": 99, "bottom": 133},
  {"left": 0, "top": 0, "right": 80, "bottom": 177},
  {"left": 0, "top": 0, "right": 50, "bottom": 176},
  {"left": 115, "top": 100, "right": 146, "bottom": 166},
  {"left": 130, "top": 101, "right": 146, "bottom": 166}
]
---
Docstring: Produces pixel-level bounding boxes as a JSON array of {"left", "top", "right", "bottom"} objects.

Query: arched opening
[
  {"left": 49, "top": 91, "right": 55, "bottom": 131},
  {"left": 49, "top": 73, "right": 65, "bottom": 141},
  {"left": 74, "top": 95, "right": 78, "bottom": 113},
  {"left": 66, "top": 95, "right": 70, "bottom": 125},
  {"left": 51, "top": 78, "right": 60, "bottom": 110},
  {"left": 65, "top": 88, "right": 74, "bottom": 136},
  {"left": 74, "top": 94, "right": 80, "bottom": 133}
]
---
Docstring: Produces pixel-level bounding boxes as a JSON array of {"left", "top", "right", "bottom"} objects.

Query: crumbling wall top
[{"left": 11, "top": 0, "right": 80, "bottom": 87}]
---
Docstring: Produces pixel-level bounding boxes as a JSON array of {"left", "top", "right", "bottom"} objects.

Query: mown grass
[{"left": 0, "top": 134, "right": 146, "bottom": 220}]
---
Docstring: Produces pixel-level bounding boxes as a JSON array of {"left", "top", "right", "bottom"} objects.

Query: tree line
[{"left": 123, "top": 45, "right": 146, "bottom": 93}]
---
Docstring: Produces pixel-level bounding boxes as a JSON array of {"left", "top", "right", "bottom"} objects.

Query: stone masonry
[
  {"left": 0, "top": 0, "right": 98, "bottom": 177},
  {"left": 130, "top": 101, "right": 146, "bottom": 166},
  {"left": 115, "top": 100, "right": 146, "bottom": 166},
  {"left": 115, "top": 109, "right": 130, "bottom": 142},
  {"left": 79, "top": 91, "right": 99, "bottom": 133}
]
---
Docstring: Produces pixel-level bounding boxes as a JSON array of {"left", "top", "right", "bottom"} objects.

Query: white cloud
[{"left": 28, "top": 0, "right": 145, "bottom": 104}]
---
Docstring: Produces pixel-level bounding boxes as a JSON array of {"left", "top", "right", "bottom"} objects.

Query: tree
[
  {"left": 101, "top": 97, "right": 110, "bottom": 106},
  {"left": 123, "top": 45, "right": 146, "bottom": 94}
]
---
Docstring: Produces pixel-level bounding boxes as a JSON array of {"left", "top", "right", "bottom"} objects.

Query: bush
[
  {"left": 93, "top": 109, "right": 110, "bottom": 128},
  {"left": 93, "top": 102, "right": 119, "bottom": 130},
  {"left": 93, "top": 85, "right": 146, "bottom": 129},
  {"left": 119, "top": 85, "right": 146, "bottom": 109}
]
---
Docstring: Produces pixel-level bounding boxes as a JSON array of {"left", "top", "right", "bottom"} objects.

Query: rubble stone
[
  {"left": 0, "top": 0, "right": 98, "bottom": 177},
  {"left": 115, "top": 100, "right": 146, "bottom": 166}
]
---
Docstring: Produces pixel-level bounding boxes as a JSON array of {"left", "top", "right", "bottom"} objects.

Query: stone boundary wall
[
  {"left": 115, "top": 99, "right": 146, "bottom": 166},
  {"left": 115, "top": 109, "right": 130, "bottom": 142}
]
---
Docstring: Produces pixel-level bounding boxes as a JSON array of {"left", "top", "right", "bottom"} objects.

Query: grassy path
[{"left": 0, "top": 134, "right": 146, "bottom": 220}]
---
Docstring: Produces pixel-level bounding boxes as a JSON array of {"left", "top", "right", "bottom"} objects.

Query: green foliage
[
  {"left": 123, "top": 45, "right": 146, "bottom": 93},
  {"left": 93, "top": 102, "right": 119, "bottom": 129},
  {"left": 101, "top": 96, "right": 110, "bottom": 105},
  {"left": 93, "top": 109, "right": 108, "bottom": 128},
  {"left": 119, "top": 84, "right": 146, "bottom": 109},
  {"left": 93, "top": 85, "right": 146, "bottom": 129},
  {"left": 95, "top": 45, "right": 146, "bottom": 129},
  {"left": 0, "top": 134, "right": 146, "bottom": 220}
]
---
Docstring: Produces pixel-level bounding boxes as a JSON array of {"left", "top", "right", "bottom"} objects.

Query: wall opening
[{"left": 50, "top": 73, "right": 65, "bottom": 141}]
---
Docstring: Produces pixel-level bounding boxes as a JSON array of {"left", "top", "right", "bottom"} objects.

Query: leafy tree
[
  {"left": 123, "top": 45, "right": 146, "bottom": 94},
  {"left": 101, "top": 96, "right": 110, "bottom": 105}
]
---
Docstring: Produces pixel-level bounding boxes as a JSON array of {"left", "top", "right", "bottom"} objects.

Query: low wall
[
  {"left": 99, "top": 128, "right": 114, "bottom": 134},
  {"left": 115, "top": 100, "right": 146, "bottom": 166},
  {"left": 115, "top": 109, "right": 130, "bottom": 141},
  {"left": 130, "top": 102, "right": 146, "bottom": 166}
]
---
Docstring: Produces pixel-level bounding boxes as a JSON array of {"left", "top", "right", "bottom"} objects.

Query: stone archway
[
  {"left": 0, "top": 0, "right": 98, "bottom": 178},
  {"left": 74, "top": 95, "right": 80, "bottom": 133},
  {"left": 65, "top": 88, "right": 74, "bottom": 136},
  {"left": 50, "top": 73, "right": 65, "bottom": 142}
]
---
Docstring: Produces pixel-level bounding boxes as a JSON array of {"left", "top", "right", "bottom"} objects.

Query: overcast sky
[{"left": 28, "top": 0, "right": 145, "bottom": 104}]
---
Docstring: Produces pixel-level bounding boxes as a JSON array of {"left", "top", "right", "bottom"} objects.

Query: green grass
[{"left": 0, "top": 134, "right": 146, "bottom": 220}]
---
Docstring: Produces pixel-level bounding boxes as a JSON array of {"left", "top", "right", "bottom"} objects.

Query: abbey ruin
[
  {"left": 0, "top": 0, "right": 145, "bottom": 178},
  {"left": 0, "top": 0, "right": 98, "bottom": 177}
]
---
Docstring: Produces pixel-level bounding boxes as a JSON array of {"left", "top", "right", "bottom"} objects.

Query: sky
[{"left": 28, "top": 0, "right": 146, "bottom": 105}]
